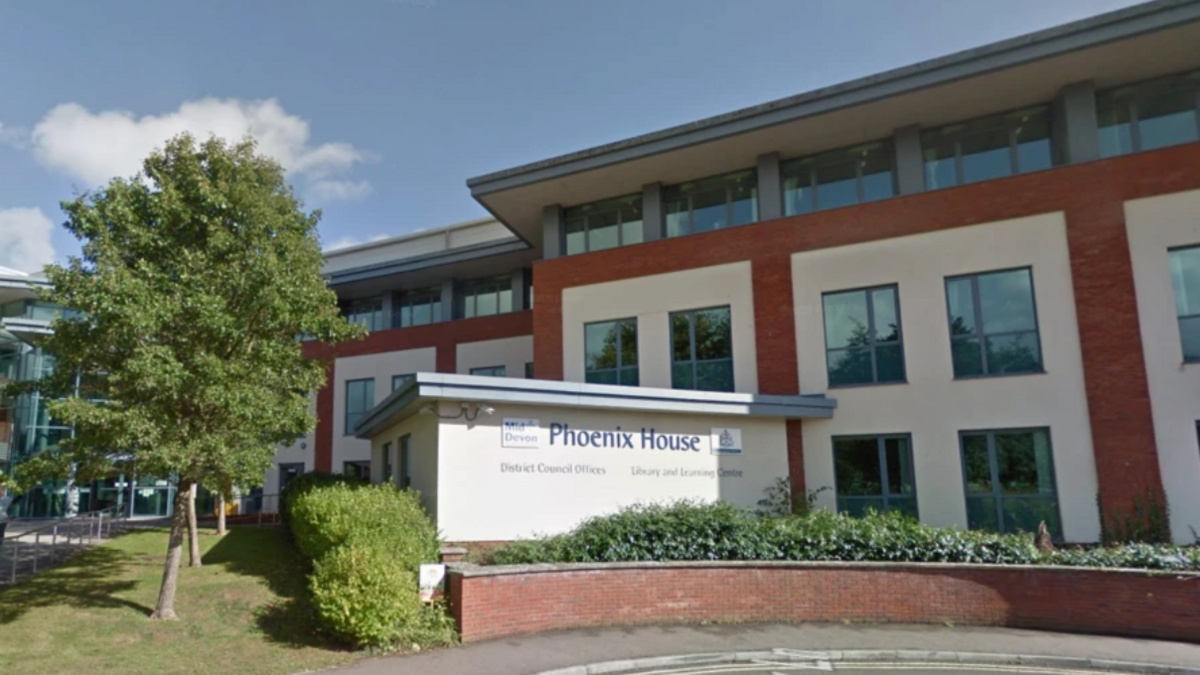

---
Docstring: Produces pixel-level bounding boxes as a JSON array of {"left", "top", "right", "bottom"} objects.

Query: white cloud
[
  {"left": 0, "top": 207, "right": 56, "bottom": 273},
  {"left": 29, "top": 98, "right": 372, "bottom": 201},
  {"left": 309, "top": 179, "right": 372, "bottom": 202},
  {"left": 324, "top": 233, "right": 389, "bottom": 252}
]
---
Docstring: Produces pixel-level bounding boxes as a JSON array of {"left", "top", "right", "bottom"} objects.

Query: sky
[{"left": 0, "top": 0, "right": 1146, "bottom": 273}]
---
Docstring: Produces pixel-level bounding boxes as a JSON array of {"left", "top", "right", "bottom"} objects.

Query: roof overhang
[
  {"left": 353, "top": 372, "right": 837, "bottom": 439},
  {"left": 466, "top": 0, "right": 1200, "bottom": 250},
  {"left": 0, "top": 317, "right": 53, "bottom": 339}
]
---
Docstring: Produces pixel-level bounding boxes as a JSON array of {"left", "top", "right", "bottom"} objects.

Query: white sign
[
  {"left": 502, "top": 418, "right": 540, "bottom": 448},
  {"left": 711, "top": 427, "right": 743, "bottom": 455},
  {"left": 419, "top": 563, "right": 446, "bottom": 602}
]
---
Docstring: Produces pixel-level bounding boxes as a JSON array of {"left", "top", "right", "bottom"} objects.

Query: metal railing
[{"left": 1, "top": 504, "right": 125, "bottom": 585}]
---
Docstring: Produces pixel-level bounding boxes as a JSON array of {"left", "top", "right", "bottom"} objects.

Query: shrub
[
  {"left": 279, "top": 470, "right": 363, "bottom": 524},
  {"left": 1046, "top": 543, "right": 1200, "bottom": 571},
  {"left": 289, "top": 483, "right": 437, "bottom": 564}
]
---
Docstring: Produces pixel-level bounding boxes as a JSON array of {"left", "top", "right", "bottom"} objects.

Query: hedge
[
  {"left": 283, "top": 474, "right": 456, "bottom": 650},
  {"left": 484, "top": 501, "right": 1200, "bottom": 571}
]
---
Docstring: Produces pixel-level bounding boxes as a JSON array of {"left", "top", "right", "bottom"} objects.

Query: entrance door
[{"left": 278, "top": 463, "right": 305, "bottom": 492}]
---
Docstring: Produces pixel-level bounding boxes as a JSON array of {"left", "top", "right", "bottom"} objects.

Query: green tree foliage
[{"left": 17, "top": 134, "right": 362, "bottom": 619}]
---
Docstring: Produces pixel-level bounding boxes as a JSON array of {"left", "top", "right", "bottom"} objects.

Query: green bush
[
  {"left": 279, "top": 470, "right": 363, "bottom": 524},
  {"left": 484, "top": 501, "right": 1198, "bottom": 571},
  {"left": 284, "top": 479, "right": 455, "bottom": 650}
]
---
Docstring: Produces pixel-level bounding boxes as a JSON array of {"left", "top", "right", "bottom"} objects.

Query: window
[
  {"left": 671, "top": 306, "right": 733, "bottom": 392},
  {"left": 381, "top": 441, "right": 393, "bottom": 483},
  {"left": 584, "top": 318, "right": 638, "bottom": 386},
  {"left": 341, "top": 296, "right": 385, "bottom": 331},
  {"left": 1170, "top": 246, "right": 1200, "bottom": 362},
  {"left": 395, "top": 287, "right": 442, "bottom": 328},
  {"left": 344, "top": 378, "right": 375, "bottom": 435},
  {"left": 782, "top": 141, "right": 895, "bottom": 216},
  {"left": 564, "top": 194, "right": 644, "bottom": 255},
  {"left": 343, "top": 460, "right": 370, "bottom": 480},
  {"left": 459, "top": 276, "right": 513, "bottom": 319},
  {"left": 470, "top": 365, "right": 506, "bottom": 377},
  {"left": 664, "top": 169, "right": 758, "bottom": 237},
  {"left": 945, "top": 268, "right": 1043, "bottom": 378},
  {"left": 1098, "top": 70, "right": 1200, "bottom": 158},
  {"left": 922, "top": 106, "right": 1053, "bottom": 190},
  {"left": 833, "top": 435, "right": 917, "bottom": 518},
  {"left": 392, "top": 373, "right": 415, "bottom": 391},
  {"left": 525, "top": 362, "right": 534, "bottom": 379},
  {"left": 822, "top": 285, "right": 905, "bottom": 387},
  {"left": 278, "top": 463, "right": 305, "bottom": 491},
  {"left": 398, "top": 434, "right": 412, "bottom": 490},
  {"left": 961, "top": 428, "right": 1060, "bottom": 538}
]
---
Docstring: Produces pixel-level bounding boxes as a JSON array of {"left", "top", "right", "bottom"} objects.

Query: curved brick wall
[{"left": 447, "top": 561, "right": 1200, "bottom": 643}]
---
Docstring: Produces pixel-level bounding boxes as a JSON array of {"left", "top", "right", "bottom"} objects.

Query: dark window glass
[
  {"left": 922, "top": 106, "right": 1054, "bottom": 189},
  {"left": 670, "top": 306, "right": 733, "bottom": 392},
  {"left": 1097, "top": 70, "right": 1200, "bottom": 157},
  {"left": 469, "top": 365, "right": 506, "bottom": 377},
  {"left": 396, "top": 287, "right": 441, "bottom": 328},
  {"left": 945, "top": 268, "right": 1042, "bottom": 378},
  {"left": 525, "top": 362, "right": 535, "bottom": 379},
  {"left": 398, "top": 434, "right": 412, "bottom": 490},
  {"left": 961, "top": 428, "right": 1060, "bottom": 538},
  {"left": 341, "top": 297, "right": 385, "bottom": 332},
  {"left": 344, "top": 378, "right": 375, "bottom": 435},
  {"left": 782, "top": 141, "right": 895, "bottom": 216},
  {"left": 663, "top": 170, "right": 758, "bottom": 237},
  {"left": 584, "top": 318, "right": 639, "bottom": 386},
  {"left": 834, "top": 435, "right": 917, "bottom": 518},
  {"left": 1170, "top": 246, "right": 1200, "bottom": 362},
  {"left": 459, "top": 276, "right": 513, "bottom": 319},
  {"left": 823, "top": 284, "right": 906, "bottom": 387},
  {"left": 391, "top": 374, "right": 414, "bottom": 391},
  {"left": 563, "top": 194, "right": 643, "bottom": 256},
  {"left": 343, "top": 461, "right": 370, "bottom": 479}
]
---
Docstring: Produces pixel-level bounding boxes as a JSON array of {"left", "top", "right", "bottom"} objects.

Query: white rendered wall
[
  {"left": 332, "top": 347, "right": 437, "bottom": 470},
  {"left": 434, "top": 401, "right": 787, "bottom": 541},
  {"left": 370, "top": 411, "right": 440, "bottom": 519},
  {"left": 561, "top": 262, "right": 759, "bottom": 392},
  {"left": 1125, "top": 188, "right": 1200, "bottom": 544},
  {"left": 793, "top": 213, "right": 1101, "bottom": 543},
  {"left": 263, "top": 395, "right": 317, "bottom": 495},
  {"left": 456, "top": 336, "right": 533, "bottom": 378}
]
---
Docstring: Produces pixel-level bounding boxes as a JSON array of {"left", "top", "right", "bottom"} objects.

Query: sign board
[
  {"left": 419, "top": 564, "right": 446, "bottom": 603},
  {"left": 501, "top": 418, "right": 540, "bottom": 448}
]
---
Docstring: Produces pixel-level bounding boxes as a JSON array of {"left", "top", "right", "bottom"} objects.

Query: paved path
[{"left": 333, "top": 624, "right": 1200, "bottom": 675}]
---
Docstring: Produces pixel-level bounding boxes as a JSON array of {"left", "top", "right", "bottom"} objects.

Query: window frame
[
  {"left": 469, "top": 365, "right": 506, "bottom": 377},
  {"left": 394, "top": 286, "right": 442, "bottom": 328},
  {"left": 944, "top": 266, "right": 1045, "bottom": 379},
  {"left": 958, "top": 427, "right": 1062, "bottom": 538},
  {"left": 1168, "top": 244, "right": 1200, "bottom": 363},
  {"left": 821, "top": 283, "right": 906, "bottom": 388},
  {"left": 563, "top": 193, "right": 644, "bottom": 255},
  {"left": 1097, "top": 71, "right": 1200, "bottom": 157},
  {"left": 832, "top": 433, "right": 918, "bottom": 517},
  {"left": 343, "top": 378, "right": 375, "bottom": 436},
  {"left": 669, "top": 305, "right": 734, "bottom": 392},
  {"left": 781, "top": 140, "right": 897, "bottom": 215},
  {"left": 458, "top": 276, "right": 513, "bottom": 319},
  {"left": 663, "top": 169, "right": 759, "bottom": 238},
  {"left": 921, "top": 105, "right": 1055, "bottom": 189},
  {"left": 398, "top": 434, "right": 412, "bottom": 490},
  {"left": 584, "top": 317, "right": 639, "bottom": 386}
]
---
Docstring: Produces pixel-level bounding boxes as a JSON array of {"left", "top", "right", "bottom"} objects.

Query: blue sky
[{"left": 0, "top": 0, "right": 1142, "bottom": 273}]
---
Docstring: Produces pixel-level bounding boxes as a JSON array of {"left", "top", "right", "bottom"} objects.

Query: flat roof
[{"left": 353, "top": 373, "right": 837, "bottom": 438}]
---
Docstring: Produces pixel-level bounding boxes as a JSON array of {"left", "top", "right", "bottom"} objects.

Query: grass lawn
[{"left": 0, "top": 525, "right": 359, "bottom": 675}]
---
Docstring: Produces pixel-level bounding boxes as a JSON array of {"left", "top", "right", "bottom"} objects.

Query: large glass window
[
  {"left": 343, "top": 460, "right": 370, "bottom": 480},
  {"left": 664, "top": 170, "right": 758, "bottom": 238},
  {"left": 1170, "top": 245, "right": 1200, "bottom": 362},
  {"left": 922, "top": 106, "right": 1053, "bottom": 190},
  {"left": 822, "top": 285, "right": 905, "bottom": 387},
  {"left": 564, "top": 194, "right": 644, "bottom": 255},
  {"left": 833, "top": 435, "right": 917, "bottom": 518},
  {"left": 470, "top": 365, "right": 506, "bottom": 377},
  {"left": 584, "top": 318, "right": 638, "bottom": 385},
  {"left": 341, "top": 296, "right": 385, "bottom": 332},
  {"left": 782, "top": 141, "right": 894, "bottom": 216},
  {"left": 344, "top": 378, "right": 375, "bottom": 435},
  {"left": 395, "top": 287, "right": 442, "bottom": 328},
  {"left": 459, "top": 276, "right": 513, "bottom": 319},
  {"left": 398, "top": 434, "right": 412, "bottom": 490},
  {"left": 961, "top": 428, "right": 1060, "bottom": 538},
  {"left": 391, "top": 373, "right": 415, "bottom": 391},
  {"left": 945, "top": 268, "right": 1043, "bottom": 378},
  {"left": 1098, "top": 70, "right": 1200, "bottom": 158},
  {"left": 670, "top": 306, "right": 733, "bottom": 392}
]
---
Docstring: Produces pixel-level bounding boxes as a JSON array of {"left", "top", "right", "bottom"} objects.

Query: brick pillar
[
  {"left": 752, "top": 253, "right": 799, "bottom": 395},
  {"left": 532, "top": 263, "right": 564, "bottom": 380},
  {"left": 314, "top": 370, "right": 334, "bottom": 472},
  {"left": 436, "top": 341, "right": 457, "bottom": 374},
  {"left": 1063, "top": 201, "right": 1166, "bottom": 535},
  {"left": 786, "top": 419, "right": 806, "bottom": 501}
]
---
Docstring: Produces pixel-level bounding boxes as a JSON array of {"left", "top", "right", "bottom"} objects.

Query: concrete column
[
  {"left": 439, "top": 279, "right": 454, "bottom": 322},
  {"left": 641, "top": 182, "right": 663, "bottom": 242},
  {"left": 542, "top": 204, "right": 563, "bottom": 259},
  {"left": 893, "top": 125, "right": 925, "bottom": 195},
  {"left": 756, "top": 153, "right": 782, "bottom": 221},
  {"left": 1059, "top": 81, "right": 1100, "bottom": 164},
  {"left": 380, "top": 292, "right": 395, "bottom": 329},
  {"left": 510, "top": 268, "right": 526, "bottom": 311}
]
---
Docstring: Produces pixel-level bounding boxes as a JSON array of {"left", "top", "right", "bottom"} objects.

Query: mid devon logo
[{"left": 710, "top": 427, "right": 742, "bottom": 455}]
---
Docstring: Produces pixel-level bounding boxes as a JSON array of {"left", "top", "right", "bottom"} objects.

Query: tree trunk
[
  {"left": 187, "top": 482, "right": 202, "bottom": 568},
  {"left": 216, "top": 492, "right": 227, "bottom": 536},
  {"left": 151, "top": 479, "right": 192, "bottom": 620}
]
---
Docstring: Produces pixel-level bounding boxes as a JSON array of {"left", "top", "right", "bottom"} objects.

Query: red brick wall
[
  {"left": 305, "top": 310, "right": 533, "bottom": 472},
  {"left": 449, "top": 563, "right": 1200, "bottom": 643},
  {"left": 531, "top": 142, "right": 1200, "bottom": 524}
]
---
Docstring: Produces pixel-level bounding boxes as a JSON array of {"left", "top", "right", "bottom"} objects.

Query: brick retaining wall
[{"left": 447, "top": 561, "right": 1200, "bottom": 643}]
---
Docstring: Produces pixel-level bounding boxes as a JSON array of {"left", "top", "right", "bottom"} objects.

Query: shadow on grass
[
  {"left": 203, "top": 526, "right": 347, "bottom": 652},
  {"left": 0, "top": 540, "right": 150, "bottom": 624}
]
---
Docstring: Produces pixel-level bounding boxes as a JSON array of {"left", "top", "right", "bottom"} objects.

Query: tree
[{"left": 24, "top": 134, "right": 362, "bottom": 619}]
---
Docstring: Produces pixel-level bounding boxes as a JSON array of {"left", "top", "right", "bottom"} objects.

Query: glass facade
[
  {"left": 584, "top": 318, "right": 638, "bottom": 385},
  {"left": 344, "top": 378, "right": 375, "bottom": 435},
  {"left": 664, "top": 170, "right": 758, "bottom": 237},
  {"left": 822, "top": 285, "right": 905, "bottom": 387},
  {"left": 1170, "top": 245, "right": 1200, "bottom": 362},
  {"left": 670, "top": 306, "right": 734, "bottom": 392},
  {"left": 961, "top": 428, "right": 1061, "bottom": 538},
  {"left": 946, "top": 268, "right": 1043, "bottom": 378},
  {"left": 564, "top": 194, "right": 644, "bottom": 255},
  {"left": 395, "top": 287, "right": 442, "bottom": 328},
  {"left": 834, "top": 435, "right": 917, "bottom": 518},
  {"left": 459, "top": 276, "right": 513, "bottom": 319},
  {"left": 341, "top": 296, "right": 386, "bottom": 332},
  {"left": 469, "top": 365, "right": 506, "bottom": 377},
  {"left": 392, "top": 373, "right": 415, "bottom": 390},
  {"left": 1098, "top": 70, "right": 1200, "bottom": 158},
  {"left": 783, "top": 141, "right": 895, "bottom": 216},
  {"left": 922, "top": 106, "right": 1053, "bottom": 190}
]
